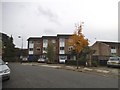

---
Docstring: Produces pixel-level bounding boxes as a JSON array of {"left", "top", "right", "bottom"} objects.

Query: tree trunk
[
  {"left": 76, "top": 53, "right": 79, "bottom": 69},
  {"left": 88, "top": 54, "right": 92, "bottom": 67}
]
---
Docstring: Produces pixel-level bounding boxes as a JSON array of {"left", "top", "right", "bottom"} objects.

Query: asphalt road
[{"left": 2, "top": 63, "right": 119, "bottom": 88}]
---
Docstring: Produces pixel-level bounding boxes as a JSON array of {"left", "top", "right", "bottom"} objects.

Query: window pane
[{"left": 60, "top": 47, "right": 64, "bottom": 50}]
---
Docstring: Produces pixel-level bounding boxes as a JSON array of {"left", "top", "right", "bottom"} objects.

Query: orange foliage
[{"left": 69, "top": 24, "right": 89, "bottom": 53}]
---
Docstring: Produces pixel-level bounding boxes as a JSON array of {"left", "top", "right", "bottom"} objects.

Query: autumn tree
[{"left": 69, "top": 22, "right": 89, "bottom": 69}]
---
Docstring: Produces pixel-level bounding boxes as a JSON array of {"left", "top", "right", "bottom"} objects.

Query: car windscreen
[
  {"left": 0, "top": 59, "right": 5, "bottom": 65},
  {"left": 109, "top": 57, "right": 120, "bottom": 61}
]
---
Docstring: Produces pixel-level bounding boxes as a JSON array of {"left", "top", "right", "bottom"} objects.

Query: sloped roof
[
  {"left": 92, "top": 41, "right": 120, "bottom": 47},
  {"left": 97, "top": 41, "right": 120, "bottom": 44}
]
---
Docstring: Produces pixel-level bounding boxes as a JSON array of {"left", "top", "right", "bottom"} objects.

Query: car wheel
[{"left": 7, "top": 77, "right": 10, "bottom": 80}]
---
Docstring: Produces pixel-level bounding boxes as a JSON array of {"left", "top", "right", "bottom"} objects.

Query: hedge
[{"left": 65, "top": 60, "right": 86, "bottom": 66}]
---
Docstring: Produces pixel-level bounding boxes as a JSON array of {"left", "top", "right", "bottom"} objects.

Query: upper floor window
[
  {"left": 43, "top": 39, "right": 48, "bottom": 43},
  {"left": 68, "top": 46, "right": 73, "bottom": 51},
  {"left": 43, "top": 47, "right": 47, "bottom": 51},
  {"left": 111, "top": 46, "right": 115, "bottom": 49},
  {"left": 29, "top": 48, "right": 33, "bottom": 51},
  {"left": 29, "top": 41, "right": 34, "bottom": 43},
  {"left": 59, "top": 38, "right": 65, "bottom": 47},
  {"left": 37, "top": 49, "right": 40, "bottom": 51},
  {"left": 59, "top": 38, "right": 65, "bottom": 42},
  {"left": 60, "top": 47, "right": 64, "bottom": 50},
  {"left": 43, "top": 39, "right": 48, "bottom": 47},
  {"left": 36, "top": 47, "right": 40, "bottom": 51}
]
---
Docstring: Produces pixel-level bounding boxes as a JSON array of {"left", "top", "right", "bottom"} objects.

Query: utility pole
[{"left": 18, "top": 36, "right": 23, "bottom": 64}]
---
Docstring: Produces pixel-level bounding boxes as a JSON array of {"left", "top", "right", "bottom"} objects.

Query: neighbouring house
[
  {"left": 91, "top": 41, "right": 120, "bottom": 65},
  {"left": 27, "top": 34, "right": 74, "bottom": 63}
]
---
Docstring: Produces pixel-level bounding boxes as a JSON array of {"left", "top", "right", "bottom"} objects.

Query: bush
[
  {"left": 91, "top": 60, "right": 99, "bottom": 67},
  {"left": 3, "top": 57, "right": 18, "bottom": 62},
  {"left": 65, "top": 60, "right": 76, "bottom": 65},
  {"left": 65, "top": 60, "right": 86, "bottom": 66}
]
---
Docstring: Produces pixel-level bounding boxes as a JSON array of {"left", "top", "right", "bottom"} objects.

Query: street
[{"left": 2, "top": 63, "right": 118, "bottom": 88}]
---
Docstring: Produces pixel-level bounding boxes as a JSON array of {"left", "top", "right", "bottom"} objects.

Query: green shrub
[
  {"left": 65, "top": 60, "right": 86, "bottom": 66},
  {"left": 92, "top": 60, "right": 99, "bottom": 67},
  {"left": 65, "top": 60, "right": 76, "bottom": 65}
]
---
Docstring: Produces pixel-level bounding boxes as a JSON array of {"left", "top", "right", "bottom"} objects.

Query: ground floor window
[{"left": 59, "top": 55, "right": 67, "bottom": 63}]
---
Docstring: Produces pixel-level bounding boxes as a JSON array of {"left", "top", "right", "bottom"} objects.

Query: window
[
  {"left": 111, "top": 46, "right": 115, "bottom": 49},
  {"left": 111, "top": 49, "right": 116, "bottom": 54},
  {"left": 36, "top": 48, "right": 40, "bottom": 51},
  {"left": 60, "top": 47, "right": 64, "bottom": 50},
  {"left": 59, "top": 38, "right": 65, "bottom": 42},
  {"left": 68, "top": 46, "right": 73, "bottom": 51},
  {"left": 59, "top": 38, "right": 65, "bottom": 47},
  {"left": 43, "top": 47, "right": 47, "bottom": 51},
  {"left": 43, "top": 39, "right": 48, "bottom": 47},
  {"left": 29, "top": 41, "right": 33, "bottom": 43},
  {"left": 29, "top": 48, "right": 33, "bottom": 51},
  {"left": 60, "top": 56, "right": 66, "bottom": 60},
  {"left": 43, "top": 39, "right": 48, "bottom": 43},
  {"left": 59, "top": 56, "right": 67, "bottom": 60}
]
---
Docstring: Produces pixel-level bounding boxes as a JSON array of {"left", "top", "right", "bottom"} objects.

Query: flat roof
[{"left": 27, "top": 37, "right": 41, "bottom": 41}]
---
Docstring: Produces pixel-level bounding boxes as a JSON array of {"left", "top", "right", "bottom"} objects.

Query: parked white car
[
  {"left": 59, "top": 58, "right": 66, "bottom": 63},
  {"left": 107, "top": 57, "right": 120, "bottom": 67},
  {"left": 38, "top": 58, "right": 45, "bottom": 63},
  {"left": 0, "top": 59, "right": 10, "bottom": 80},
  {"left": 22, "top": 57, "right": 28, "bottom": 62}
]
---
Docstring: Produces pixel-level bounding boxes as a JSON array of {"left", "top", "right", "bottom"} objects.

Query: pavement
[{"left": 21, "top": 62, "right": 119, "bottom": 78}]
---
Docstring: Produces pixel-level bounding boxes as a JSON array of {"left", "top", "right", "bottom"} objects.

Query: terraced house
[{"left": 27, "top": 34, "right": 74, "bottom": 63}]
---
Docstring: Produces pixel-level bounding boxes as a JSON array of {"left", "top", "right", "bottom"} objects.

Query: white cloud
[{"left": 1, "top": 0, "right": 119, "bottom": 48}]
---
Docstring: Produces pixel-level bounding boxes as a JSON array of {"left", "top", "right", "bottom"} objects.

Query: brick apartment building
[
  {"left": 57, "top": 34, "right": 76, "bottom": 62},
  {"left": 28, "top": 35, "right": 120, "bottom": 63},
  {"left": 91, "top": 41, "right": 120, "bottom": 61},
  {"left": 27, "top": 37, "right": 42, "bottom": 60},
  {"left": 27, "top": 34, "right": 74, "bottom": 63}
]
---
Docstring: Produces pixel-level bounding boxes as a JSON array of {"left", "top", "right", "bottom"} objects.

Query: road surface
[{"left": 2, "top": 63, "right": 119, "bottom": 88}]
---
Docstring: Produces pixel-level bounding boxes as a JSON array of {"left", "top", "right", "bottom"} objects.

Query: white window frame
[
  {"left": 59, "top": 38, "right": 65, "bottom": 47},
  {"left": 43, "top": 39, "right": 48, "bottom": 47}
]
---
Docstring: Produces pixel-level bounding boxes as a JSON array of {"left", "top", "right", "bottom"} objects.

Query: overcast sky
[{"left": 1, "top": 0, "right": 119, "bottom": 48}]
